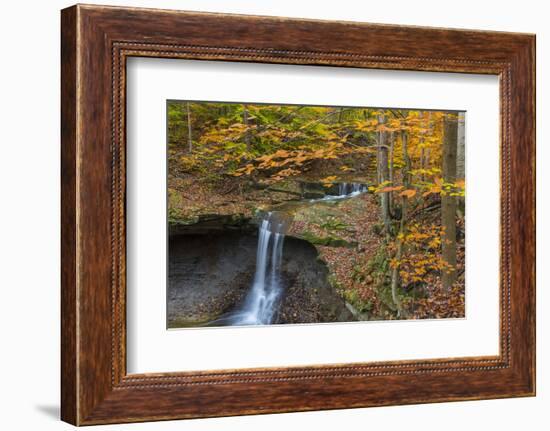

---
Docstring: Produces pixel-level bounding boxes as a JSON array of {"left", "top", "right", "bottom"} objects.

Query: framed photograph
[{"left": 61, "top": 4, "right": 535, "bottom": 425}]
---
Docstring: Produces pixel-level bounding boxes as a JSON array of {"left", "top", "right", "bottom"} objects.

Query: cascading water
[
  {"left": 215, "top": 211, "right": 290, "bottom": 326},
  {"left": 208, "top": 182, "right": 367, "bottom": 326},
  {"left": 315, "top": 182, "right": 368, "bottom": 202},
  {"left": 338, "top": 182, "right": 366, "bottom": 196}
]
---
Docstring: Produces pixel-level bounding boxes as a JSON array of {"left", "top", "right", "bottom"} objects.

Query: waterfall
[
  {"left": 220, "top": 211, "right": 289, "bottom": 326},
  {"left": 316, "top": 182, "right": 368, "bottom": 202},
  {"left": 207, "top": 182, "right": 367, "bottom": 327}
]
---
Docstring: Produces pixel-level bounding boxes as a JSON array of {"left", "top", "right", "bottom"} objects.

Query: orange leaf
[
  {"left": 376, "top": 186, "right": 403, "bottom": 193},
  {"left": 400, "top": 189, "right": 417, "bottom": 198}
]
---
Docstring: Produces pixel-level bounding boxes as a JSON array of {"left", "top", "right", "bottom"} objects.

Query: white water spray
[{"left": 219, "top": 212, "right": 289, "bottom": 326}]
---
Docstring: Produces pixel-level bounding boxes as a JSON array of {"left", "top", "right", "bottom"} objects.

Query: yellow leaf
[{"left": 320, "top": 175, "right": 337, "bottom": 183}]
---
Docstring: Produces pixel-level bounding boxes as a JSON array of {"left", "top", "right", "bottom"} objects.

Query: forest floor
[{"left": 168, "top": 173, "right": 465, "bottom": 321}]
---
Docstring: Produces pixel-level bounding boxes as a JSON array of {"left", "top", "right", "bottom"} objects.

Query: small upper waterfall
[
  {"left": 338, "top": 182, "right": 367, "bottom": 197},
  {"left": 314, "top": 182, "right": 368, "bottom": 202}
]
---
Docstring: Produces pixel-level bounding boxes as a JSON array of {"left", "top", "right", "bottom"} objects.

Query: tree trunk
[
  {"left": 456, "top": 112, "right": 466, "bottom": 214},
  {"left": 401, "top": 130, "right": 412, "bottom": 186},
  {"left": 419, "top": 113, "right": 426, "bottom": 182},
  {"left": 442, "top": 114, "right": 458, "bottom": 291},
  {"left": 456, "top": 112, "right": 466, "bottom": 180},
  {"left": 186, "top": 102, "right": 192, "bottom": 153},
  {"left": 377, "top": 114, "right": 391, "bottom": 234},
  {"left": 243, "top": 104, "right": 250, "bottom": 150},
  {"left": 389, "top": 131, "right": 394, "bottom": 216},
  {"left": 389, "top": 128, "right": 412, "bottom": 315},
  {"left": 390, "top": 196, "right": 406, "bottom": 317},
  {"left": 420, "top": 147, "right": 427, "bottom": 182},
  {"left": 376, "top": 138, "right": 381, "bottom": 184}
]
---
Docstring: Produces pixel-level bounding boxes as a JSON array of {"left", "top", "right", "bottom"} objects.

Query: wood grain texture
[
  {"left": 60, "top": 4, "right": 536, "bottom": 425},
  {"left": 60, "top": 5, "right": 78, "bottom": 425}
]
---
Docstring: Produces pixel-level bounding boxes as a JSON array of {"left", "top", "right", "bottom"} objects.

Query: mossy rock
[{"left": 298, "top": 231, "right": 357, "bottom": 248}]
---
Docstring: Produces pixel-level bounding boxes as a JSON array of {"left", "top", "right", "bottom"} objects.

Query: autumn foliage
[{"left": 168, "top": 101, "right": 465, "bottom": 320}]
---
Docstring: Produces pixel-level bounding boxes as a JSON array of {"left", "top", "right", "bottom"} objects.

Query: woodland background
[{"left": 168, "top": 101, "right": 466, "bottom": 320}]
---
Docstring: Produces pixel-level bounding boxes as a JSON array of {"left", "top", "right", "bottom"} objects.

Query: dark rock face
[
  {"left": 169, "top": 213, "right": 254, "bottom": 236},
  {"left": 167, "top": 232, "right": 256, "bottom": 327},
  {"left": 167, "top": 227, "right": 355, "bottom": 328}
]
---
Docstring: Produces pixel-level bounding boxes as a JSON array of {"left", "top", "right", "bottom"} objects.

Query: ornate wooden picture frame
[{"left": 61, "top": 4, "right": 535, "bottom": 425}]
